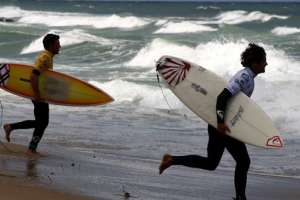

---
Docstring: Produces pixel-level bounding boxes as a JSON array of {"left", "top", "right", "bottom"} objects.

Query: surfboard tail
[{"left": 266, "top": 136, "right": 284, "bottom": 148}]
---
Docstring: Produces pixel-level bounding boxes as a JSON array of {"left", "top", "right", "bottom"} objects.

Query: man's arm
[
  {"left": 30, "top": 69, "right": 41, "bottom": 101},
  {"left": 216, "top": 88, "right": 233, "bottom": 134},
  {"left": 30, "top": 59, "right": 49, "bottom": 101}
]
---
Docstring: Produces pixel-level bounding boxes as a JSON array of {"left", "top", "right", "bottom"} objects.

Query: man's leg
[
  {"left": 159, "top": 125, "right": 225, "bottom": 174},
  {"left": 3, "top": 101, "right": 38, "bottom": 142},
  {"left": 225, "top": 137, "right": 250, "bottom": 200},
  {"left": 28, "top": 101, "right": 49, "bottom": 153}
]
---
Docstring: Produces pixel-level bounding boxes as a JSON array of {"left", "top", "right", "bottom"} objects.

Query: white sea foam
[
  {"left": 126, "top": 38, "right": 300, "bottom": 82},
  {"left": 0, "top": 6, "right": 23, "bottom": 18},
  {"left": 20, "top": 13, "right": 149, "bottom": 29},
  {"left": 215, "top": 10, "right": 288, "bottom": 25},
  {"left": 155, "top": 19, "right": 168, "bottom": 26},
  {"left": 89, "top": 79, "right": 183, "bottom": 110},
  {"left": 271, "top": 26, "right": 300, "bottom": 36},
  {"left": 126, "top": 38, "right": 198, "bottom": 68},
  {"left": 154, "top": 21, "right": 217, "bottom": 34},
  {"left": 20, "top": 29, "right": 115, "bottom": 54},
  {"left": 0, "top": 58, "right": 18, "bottom": 63},
  {"left": 153, "top": 10, "right": 288, "bottom": 29},
  {"left": 0, "top": 57, "right": 31, "bottom": 65},
  {"left": 196, "top": 6, "right": 220, "bottom": 10},
  {"left": 0, "top": 6, "right": 150, "bottom": 29}
]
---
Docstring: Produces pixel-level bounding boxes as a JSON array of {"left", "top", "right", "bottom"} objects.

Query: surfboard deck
[
  {"left": 0, "top": 63, "right": 113, "bottom": 106},
  {"left": 156, "top": 55, "right": 283, "bottom": 149}
]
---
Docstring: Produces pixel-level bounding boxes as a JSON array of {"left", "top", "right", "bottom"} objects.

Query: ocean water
[{"left": 0, "top": 1, "right": 300, "bottom": 199}]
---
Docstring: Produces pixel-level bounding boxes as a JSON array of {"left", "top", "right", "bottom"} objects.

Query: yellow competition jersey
[{"left": 34, "top": 50, "right": 54, "bottom": 71}]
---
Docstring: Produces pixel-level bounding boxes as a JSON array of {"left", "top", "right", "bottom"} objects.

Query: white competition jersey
[{"left": 226, "top": 67, "right": 256, "bottom": 97}]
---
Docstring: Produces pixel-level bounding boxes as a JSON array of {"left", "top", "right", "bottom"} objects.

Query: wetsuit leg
[
  {"left": 172, "top": 125, "right": 225, "bottom": 170},
  {"left": 28, "top": 101, "right": 49, "bottom": 151},
  {"left": 9, "top": 100, "right": 39, "bottom": 130},
  {"left": 225, "top": 136, "right": 250, "bottom": 199},
  {"left": 10, "top": 120, "right": 36, "bottom": 130}
]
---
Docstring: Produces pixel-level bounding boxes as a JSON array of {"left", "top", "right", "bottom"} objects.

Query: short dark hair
[
  {"left": 241, "top": 43, "right": 266, "bottom": 67},
  {"left": 43, "top": 34, "right": 60, "bottom": 50}
]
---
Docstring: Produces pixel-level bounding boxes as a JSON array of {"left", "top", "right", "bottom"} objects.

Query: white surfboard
[{"left": 156, "top": 55, "right": 283, "bottom": 149}]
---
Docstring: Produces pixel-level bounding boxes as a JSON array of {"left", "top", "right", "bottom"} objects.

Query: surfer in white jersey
[{"left": 159, "top": 43, "right": 267, "bottom": 200}]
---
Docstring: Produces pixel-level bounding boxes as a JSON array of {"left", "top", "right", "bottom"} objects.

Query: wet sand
[
  {"left": 0, "top": 176, "right": 95, "bottom": 200},
  {"left": 0, "top": 142, "right": 95, "bottom": 200},
  {"left": 0, "top": 141, "right": 299, "bottom": 200}
]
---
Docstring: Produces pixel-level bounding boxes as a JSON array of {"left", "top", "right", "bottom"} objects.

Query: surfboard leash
[
  {"left": 0, "top": 100, "right": 2, "bottom": 125},
  {"left": 156, "top": 71, "right": 173, "bottom": 111},
  {"left": 0, "top": 100, "right": 15, "bottom": 153}
]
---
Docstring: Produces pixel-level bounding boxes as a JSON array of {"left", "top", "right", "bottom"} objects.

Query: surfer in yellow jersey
[
  {"left": 3, "top": 34, "right": 61, "bottom": 157},
  {"left": 159, "top": 43, "right": 267, "bottom": 200}
]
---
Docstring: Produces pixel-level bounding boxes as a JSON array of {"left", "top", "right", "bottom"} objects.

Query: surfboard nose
[{"left": 266, "top": 136, "right": 284, "bottom": 148}]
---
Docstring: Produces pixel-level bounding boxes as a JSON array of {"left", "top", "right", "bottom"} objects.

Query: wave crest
[
  {"left": 127, "top": 38, "right": 300, "bottom": 82},
  {"left": 154, "top": 21, "right": 217, "bottom": 34},
  {"left": 271, "top": 26, "right": 300, "bottom": 36},
  {"left": 20, "top": 29, "right": 115, "bottom": 54},
  {"left": 215, "top": 10, "right": 288, "bottom": 25}
]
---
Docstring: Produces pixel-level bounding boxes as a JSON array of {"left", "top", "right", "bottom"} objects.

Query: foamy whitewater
[{"left": 0, "top": 1, "right": 300, "bottom": 199}]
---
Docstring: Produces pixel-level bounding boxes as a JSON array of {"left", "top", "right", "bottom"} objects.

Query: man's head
[
  {"left": 241, "top": 43, "right": 267, "bottom": 75},
  {"left": 43, "top": 34, "right": 61, "bottom": 55}
]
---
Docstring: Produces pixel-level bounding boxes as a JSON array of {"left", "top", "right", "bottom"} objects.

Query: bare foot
[
  {"left": 26, "top": 149, "right": 41, "bottom": 159},
  {"left": 159, "top": 154, "right": 173, "bottom": 175},
  {"left": 3, "top": 124, "right": 12, "bottom": 142}
]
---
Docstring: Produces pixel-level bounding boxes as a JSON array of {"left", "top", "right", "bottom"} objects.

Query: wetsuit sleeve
[{"left": 216, "top": 88, "right": 233, "bottom": 124}]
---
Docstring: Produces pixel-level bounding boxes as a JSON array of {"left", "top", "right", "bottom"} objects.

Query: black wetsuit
[
  {"left": 172, "top": 67, "right": 256, "bottom": 200},
  {"left": 10, "top": 100, "right": 49, "bottom": 151},
  {"left": 172, "top": 125, "right": 250, "bottom": 198}
]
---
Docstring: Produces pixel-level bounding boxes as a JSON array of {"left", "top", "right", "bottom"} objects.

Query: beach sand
[
  {"left": 0, "top": 177, "right": 94, "bottom": 200},
  {"left": 0, "top": 141, "right": 95, "bottom": 200},
  {"left": 0, "top": 141, "right": 299, "bottom": 200}
]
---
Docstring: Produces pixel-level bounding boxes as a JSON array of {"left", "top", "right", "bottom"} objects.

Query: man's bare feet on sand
[
  {"left": 3, "top": 124, "right": 12, "bottom": 142},
  {"left": 26, "top": 149, "right": 41, "bottom": 159},
  {"left": 159, "top": 154, "right": 173, "bottom": 175}
]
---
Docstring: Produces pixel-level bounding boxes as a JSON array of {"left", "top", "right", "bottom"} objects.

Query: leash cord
[{"left": 156, "top": 72, "right": 173, "bottom": 111}]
